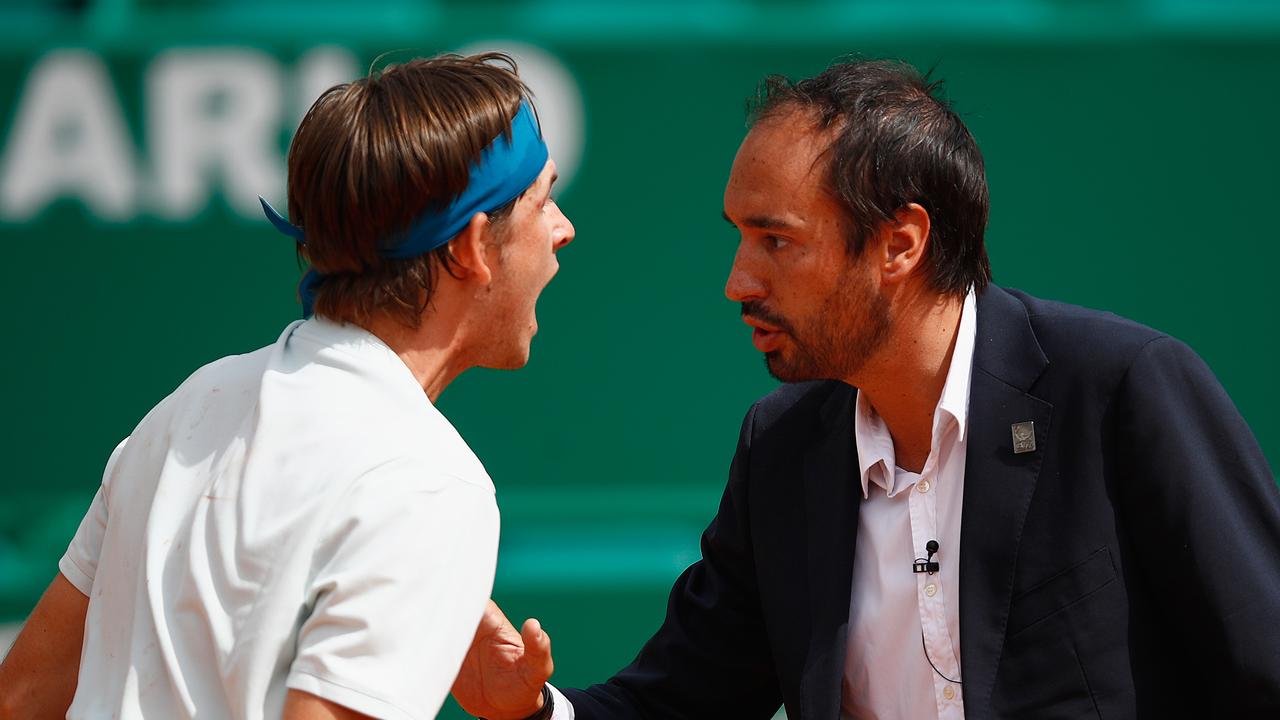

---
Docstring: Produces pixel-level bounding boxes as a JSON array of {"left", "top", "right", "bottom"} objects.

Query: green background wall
[{"left": 1, "top": 2, "right": 1277, "bottom": 717}]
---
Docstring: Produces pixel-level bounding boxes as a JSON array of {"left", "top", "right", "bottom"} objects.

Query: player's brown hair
[{"left": 285, "top": 52, "right": 530, "bottom": 327}]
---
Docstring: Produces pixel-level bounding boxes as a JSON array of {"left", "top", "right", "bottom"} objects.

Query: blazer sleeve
[
  {"left": 1111, "top": 335, "right": 1280, "bottom": 713},
  {"left": 562, "top": 403, "right": 783, "bottom": 719}
]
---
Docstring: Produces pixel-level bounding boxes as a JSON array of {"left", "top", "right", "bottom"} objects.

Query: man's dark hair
[
  {"left": 286, "top": 52, "right": 530, "bottom": 327},
  {"left": 749, "top": 59, "right": 991, "bottom": 296}
]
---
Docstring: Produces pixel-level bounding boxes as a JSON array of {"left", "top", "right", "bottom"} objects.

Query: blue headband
[{"left": 260, "top": 101, "right": 549, "bottom": 316}]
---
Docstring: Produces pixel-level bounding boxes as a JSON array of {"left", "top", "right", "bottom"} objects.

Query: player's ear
[{"left": 448, "top": 212, "right": 494, "bottom": 286}]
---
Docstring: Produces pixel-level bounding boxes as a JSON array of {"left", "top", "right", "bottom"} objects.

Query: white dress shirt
[{"left": 842, "top": 288, "right": 976, "bottom": 720}]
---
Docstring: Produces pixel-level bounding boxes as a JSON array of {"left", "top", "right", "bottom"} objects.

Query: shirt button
[
  {"left": 916, "top": 480, "right": 931, "bottom": 493},
  {"left": 924, "top": 583, "right": 937, "bottom": 597},
  {"left": 943, "top": 685, "right": 956, "bottom": 700}
]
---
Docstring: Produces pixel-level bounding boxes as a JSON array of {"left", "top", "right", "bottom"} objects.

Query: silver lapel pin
[{"left": 1011, "top": 421, "right": 1036, "bottom": 454}]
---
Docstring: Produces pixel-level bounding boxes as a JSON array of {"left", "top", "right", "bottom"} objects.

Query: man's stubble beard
[{"left": 762, "top": 268, "right": 892, "bottom": 384}]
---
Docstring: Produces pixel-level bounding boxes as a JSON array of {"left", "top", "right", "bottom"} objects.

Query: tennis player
[{"left": 0, "top": 51, "right": 571, "bottom": 719}]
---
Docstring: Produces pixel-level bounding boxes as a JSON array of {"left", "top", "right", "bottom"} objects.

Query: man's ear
[
  {"left": 878, "top": 202, "right": 930, "bottom": 286},
  {"left": 447, "top": 212, "right": 495, "bottom": 286}
]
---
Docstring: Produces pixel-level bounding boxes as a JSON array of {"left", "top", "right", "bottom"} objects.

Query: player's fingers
[{"left": 519, "top": 617, "right": 554, "bottom": 683}]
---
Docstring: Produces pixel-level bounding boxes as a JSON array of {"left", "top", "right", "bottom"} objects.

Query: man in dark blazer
[{"left": 452, "top": 60, "right": 1280, "bottom": 720}]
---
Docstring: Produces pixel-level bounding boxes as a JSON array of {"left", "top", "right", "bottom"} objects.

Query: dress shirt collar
[{"left": 854, "top": 287, "right": 977, "bottom": 499}]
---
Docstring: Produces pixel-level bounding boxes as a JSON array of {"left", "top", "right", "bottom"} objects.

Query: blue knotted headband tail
[{"left": 258, "top": 196, "right": 304, "bottom": 242}]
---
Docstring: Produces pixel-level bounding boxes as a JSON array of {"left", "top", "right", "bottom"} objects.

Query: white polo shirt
[{"left": 60, "top": 318, "right": 500, "bottom": 720}]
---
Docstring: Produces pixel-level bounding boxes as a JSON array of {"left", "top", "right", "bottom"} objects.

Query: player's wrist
[{"left": 480, "top": 685, "right": 552, "bottom": 720}]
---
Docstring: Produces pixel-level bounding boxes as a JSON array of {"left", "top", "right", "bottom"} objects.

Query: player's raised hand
[{"left": 452, "top": 600, "right": 554, "bottom": 720}]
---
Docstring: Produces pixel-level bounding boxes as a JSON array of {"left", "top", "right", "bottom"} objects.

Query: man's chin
[
  {"left": 764, "top": 350, "right": 837, "bottom": 384},
  {"left": 492, "top": 350, "right": 532, "bottom": 371},
  {"left": 764, "top": 352, "right": 806, "bottom": 383},
  {"left": 476, "top": 341, "right": 533, "bottom": 371}
]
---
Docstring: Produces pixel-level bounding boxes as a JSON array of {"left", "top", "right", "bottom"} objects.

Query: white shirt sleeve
[
  {"left": 286, "top": 461, "right": 500, "bottom": 720},
  {"left": 59, "top": 438, "right": 128, "bottom": 594},
  {"left": 546, "top": 684, "right": 576, "bottom": 720}
]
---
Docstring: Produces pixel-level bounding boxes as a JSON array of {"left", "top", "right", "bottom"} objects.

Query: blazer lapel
[
  {"left": 800, "top": 383, "right": 860, "bottom": 720},
  {"left": 959, "top": 287, "right": 1053, "bottom": 719}
]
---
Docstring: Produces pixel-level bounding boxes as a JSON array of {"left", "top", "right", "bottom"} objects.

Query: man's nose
[
  {"left": 725, "top": 246, "right": 765, "bottom": 302},
  {"left": 553, "top": 205, "right": 575, "bottom": 251}
]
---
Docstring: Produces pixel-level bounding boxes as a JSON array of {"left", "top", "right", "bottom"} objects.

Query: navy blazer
[{"left": 564, "top": 286, "right": 1280, "bottom": 719}]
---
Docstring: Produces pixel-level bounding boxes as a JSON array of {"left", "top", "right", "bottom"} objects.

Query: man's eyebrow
[
  {"left": 722, "top": 211, "right": 799, "bottom": 230},
  {"left": 538, "top": 173, "right": 558, "bottom": 198}
]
